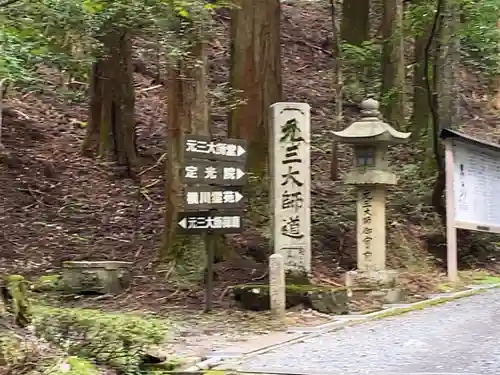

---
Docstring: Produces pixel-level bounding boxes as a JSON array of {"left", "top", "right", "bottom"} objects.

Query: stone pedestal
[
  {"left": 345, "top": 269, "right": 405, "bottom": 304},
  {"left": 62, "top": 261, "right": 132, "bottom": 295},
  {"left": 356, "top": 186, "right": 386, "bottom": 271}
]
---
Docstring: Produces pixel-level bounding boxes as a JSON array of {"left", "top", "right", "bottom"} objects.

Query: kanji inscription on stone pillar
[
  {"left": 269, "top": 102, "right": 311, "bottom": 275},
  {"left": 357, "top": 186, "right": 386, "bottom": 271}
]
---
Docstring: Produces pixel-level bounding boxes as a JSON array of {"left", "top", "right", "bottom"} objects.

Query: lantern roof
[{"left": 332, "top": 99, "right": 411, "bottom": 144}]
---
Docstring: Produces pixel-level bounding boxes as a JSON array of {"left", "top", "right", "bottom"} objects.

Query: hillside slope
[{"left": 1, "top": 1, "right": 499, "bottom": 311}]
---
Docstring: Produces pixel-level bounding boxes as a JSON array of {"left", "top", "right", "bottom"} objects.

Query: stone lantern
[{"left": 332, "top": 99, "right": 411, "bottom": 275}]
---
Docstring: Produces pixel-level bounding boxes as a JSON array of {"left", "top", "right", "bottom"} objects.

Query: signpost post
[{"left": 181, "top": 135, "right": 247, "bottom": 312}]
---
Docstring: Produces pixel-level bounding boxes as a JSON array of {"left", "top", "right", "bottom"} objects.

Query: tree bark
[
  {"left": 341, "top": 0, "right": 370, "bottom": 46},
  {"left": 436, "top": 0, "right": 460, "bottom": 128},
  {"left": 82, "top": 30, "right": 137, "bottom": 177},
  {"left": 228, "top": 0, "right": 282, "bottom": 177},
  {"left": 431, "top": 0, "right": 460, "bottom": 220},
  {"left": 381, "top": 0, "right": 405, "bottom": 129},
  {"left": 411, "top": 9, "right": 433, "bottom": 140},
  {"left": 162, "top": 27, "right": 210, "bottom": 262},
  {"left": 330, "top": 0, "right": 343, "bottom": 181}
]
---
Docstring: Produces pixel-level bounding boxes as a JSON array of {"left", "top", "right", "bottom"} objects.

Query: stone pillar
[
  {"left": 356, "top": 186, "right": 386, "bottom": 271},
  {"left": 269, "top": 253, "right": 286, "bottom": 319},
  {"left": 269, "top": 102, "right": 311, "bottom": 279}
]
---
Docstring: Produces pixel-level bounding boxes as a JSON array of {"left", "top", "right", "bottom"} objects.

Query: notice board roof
[{"left": 440, "top": 128, "right": 500, "bottom": 153}]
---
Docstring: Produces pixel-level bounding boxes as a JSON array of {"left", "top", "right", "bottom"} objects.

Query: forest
[{"left": 1, "top": 0, "right": 500, "bottom": 374}]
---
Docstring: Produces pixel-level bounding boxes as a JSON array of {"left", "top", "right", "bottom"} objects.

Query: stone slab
[{"left": 269, "top": 102, "right": 311, "bottom": 274}]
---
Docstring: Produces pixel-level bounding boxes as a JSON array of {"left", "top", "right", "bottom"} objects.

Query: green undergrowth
[
  {"left": 471, "top": 274, "right": 500, "bottom": 285},
  {"left": 437, "top": 271, "right": 500, "bottom": 292},
  {"left": 44, "top": 356, "right": 100, "bottom": 375},
  {"left": 29, "top": 305, "right": 178, "bottom": 374},
  {"left": 0, "top": 329, "right": 83, "bottom": 375},
  {"left": 32, "top": 274, "right": 64, "bottom": 292}
]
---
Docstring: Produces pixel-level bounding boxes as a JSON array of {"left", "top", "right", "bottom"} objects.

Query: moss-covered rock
[
  {"left": 44, "top": 356, "right": 100, "bottom": 375},
  {"left": 232, "top": 284, "right": 349, "bottom": 314},
  {"left": 62, "top": 260, "right": 132, "bottom": 295},
  {"left": 31, "top": 274, "right": 64, "bottom": 293},
  {"left": 32, "top": 305, "right": 169, "bottom": 373},
  {"left": 139, "top": 357, "right": 184, "bottom": 373},
  {"left": 1, "top": 274, "right": 31, "bottom": 327}
]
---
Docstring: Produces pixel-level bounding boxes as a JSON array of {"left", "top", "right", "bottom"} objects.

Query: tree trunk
[
  {"left": 436, "top": 0, "right": 460, "bottom": 128},
  {"left": 82, "top": 61, "right": 104, "bottom": 157},
  {"left": 411, "top": 8, "right": 433, "bottom": 140},
  {"left": 381, "top": 0, "right": 405, "bottom": 129},
  {"left": 330, "top": 0, "right": 343, "bottom": 181},
  {"left": 82, "top": 31, "right": 137, "bottom": 177},
  {"left": 341, "top": 0, "right": 370, "bottom": 46},
  {"left": 162, "top": 29, "right": 210, "bottom": 262},
  {"left": 228, "top": 0, "right": 282, "bottom": 177},
  {"left": 431, "top": 0, "right": 460, "bottom": 220}
]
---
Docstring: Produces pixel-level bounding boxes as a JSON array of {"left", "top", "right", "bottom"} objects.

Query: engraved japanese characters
[
  {"left": 270, "top": 103, "right": 311, "bottom": 275},
  {"left": 331, "top": 99, "right": 411, "bottom": 271}
]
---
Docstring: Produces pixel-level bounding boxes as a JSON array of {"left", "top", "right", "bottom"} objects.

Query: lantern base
[{"left": 344, "top": 269, "right": 405, "bottom": 305}]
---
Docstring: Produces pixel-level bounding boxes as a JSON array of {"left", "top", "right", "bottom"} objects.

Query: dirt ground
[{"left": 2, "top": 0, "right": 500, "bottom": 361}]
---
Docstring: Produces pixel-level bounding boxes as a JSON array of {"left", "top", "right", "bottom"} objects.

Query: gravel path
[{"left": 235, "top": 288, "right": 500, "bottom": 374}]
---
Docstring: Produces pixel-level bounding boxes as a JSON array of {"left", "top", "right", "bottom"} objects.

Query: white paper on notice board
[{"left": 452, "top": 140, "right": 500, "bottom": 228}]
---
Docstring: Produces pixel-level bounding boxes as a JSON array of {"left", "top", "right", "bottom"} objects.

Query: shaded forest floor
[{"left": 1, "top": 0, "right": 500, "bottom": 361}]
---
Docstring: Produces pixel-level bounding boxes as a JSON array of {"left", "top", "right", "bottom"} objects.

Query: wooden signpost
[
  {"left": 180, "top": 135, "right": 247, "bottom": 312},
  {"left": 441, "top": 128, "right": 500, "bottom": 282}
]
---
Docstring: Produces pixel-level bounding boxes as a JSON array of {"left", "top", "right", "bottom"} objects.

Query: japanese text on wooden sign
[
  {"left": 178, "top": 135, "right": 247, "bottom": 234},
  {"left": 451, "top": 140, "right": 500, "bottom": 230},
  {"left": 177, "top": 212, "right": 242, "bottom": 234},
  {"left": 184, "top": 135, "right": 247, "bottom": 162},
  {"left": 270, "top": 102, "right": 311, "bottom": 273},
  {"left": 184, "top": 160, "right": 246, "bottom": 186}
]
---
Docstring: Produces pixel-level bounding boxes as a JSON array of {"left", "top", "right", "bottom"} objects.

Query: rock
[
  {"left": 31, "top": 274, "right": 64, "bottom": 292},
  {"left": 233, "top": 285, "right": 270, "bottom": 311},
  {"left": 49, "top": 356, "right": 100, "bottom": 374},
  {"left": 1, "top": 275, "right": 31, "bottom": 327},
  {"left": 232, "top": 284, "right": 349, "bottom": 314},
  {"left": 142, "top": 346, "right": 169, "bottom": 364},
  {"left": 139, "top": 347, "right": 184, "bottom": 372},
  {"left": 61, "top": 261, "right": 132, "bottom": 295},
  {"left": 345, "top": 270, "right": 406, "bottom": 305},
  {"left": 307, "top": 289, "right": 349, "bottom": 314},
  {"left": 367, "top": 288, "right": 407, "bottom": 304}
]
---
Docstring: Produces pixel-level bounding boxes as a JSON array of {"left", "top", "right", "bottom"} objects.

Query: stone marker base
[
  {"left": 345, "top": 269, "right": 406, "bottom": 304},
  {"left": 232, "top": 284, "right": 348, "bottom": 314},
  {"left": 62, "top": 261, "right": 133, "bottom": 295}
]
